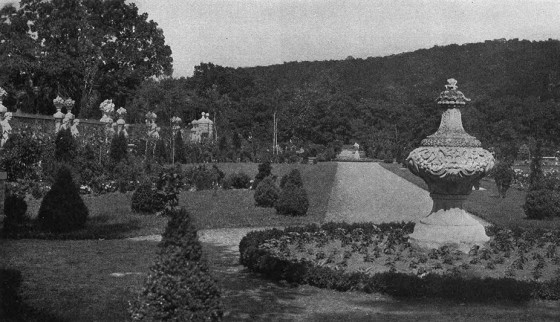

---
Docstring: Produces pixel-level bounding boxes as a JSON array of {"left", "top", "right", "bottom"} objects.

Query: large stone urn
[{"left": 406, "top": 79, "right": 494, "bottom": 252}]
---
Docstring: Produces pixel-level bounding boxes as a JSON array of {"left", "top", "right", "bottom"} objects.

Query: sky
[
  {"left": 2, "top": 0, "right": 560, "bottom": 78},
  {"left": 130, "top": 0, "right": 560, "bottom": 78}
]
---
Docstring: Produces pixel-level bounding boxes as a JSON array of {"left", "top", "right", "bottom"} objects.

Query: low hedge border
[{"left": 239, "top": 222, "right": 560, "bottom": 302}]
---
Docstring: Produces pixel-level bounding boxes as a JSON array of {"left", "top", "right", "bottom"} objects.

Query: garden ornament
[
  {"left": 406, "top": 79, "right": 495, "bottom": 253},
  {"left": 1, "top": 111, "right": 12, "bottom": 147},
  {"left": 71, "top": 119, "right": 80, "bottom": 137}
]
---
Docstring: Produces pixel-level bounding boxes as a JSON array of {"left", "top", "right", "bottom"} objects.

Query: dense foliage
[
  {"left": 131, "top": 183, "right": 165, "bottom": 214},
  {"left": 493, "top": 161, "right": 515, "bottom": 198},
  {"left": 2, "top": 194, "right": 28, "bottom": 233},
  {"left": 54, "top": 128, "right": 77, "bottom": 163},
  {"left": 222, "top": 172, "right": 251, "bottom": 189},
  {"left": 37, "top": 166, "right": 89, "bottom": 233},
  {"left": 0, "top": 133, "right": 43, "bottom": 181},
  {"left": 0, "top": 0, "right": 173, "bottom": 116},
  {"left": 275, "top": 186, "right": 309, "bottom": 216},
  {"left": 254, "top": 176, "right": 280, "bottom": 208},
  {"left": 252, "top": 161, "right": 272, "bottom": 190},
  {"left": 109, "top": 132, "right": 128, "bottom": 163},
  {"left": 280, "top": 169, "right": 304, "bottom": 189},
  {"left": 130, "top": 207, "right": 223, "bottom": 321}
]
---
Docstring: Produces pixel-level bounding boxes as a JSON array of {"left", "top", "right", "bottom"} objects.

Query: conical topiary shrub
[
  {"left": 129, "top": 207, "right": 223, "bottom": 321},
  {"left": 37, "top": 166, "right": 89, "bottom": 233},
  {"left": 275, "top": 186, "right": 310, "bottom": 216},
  {"left": 280, "top": 169, "right": 304, "bottom": 189},
  {"left": 254, "top": 176, "right": 280, "bottom": 208}
]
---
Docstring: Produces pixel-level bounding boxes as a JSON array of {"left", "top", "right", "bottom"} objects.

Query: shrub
[
  {"left": 280, "top": 169, "right": 304, "bottom": 189},
  {"left": 252, "top": 161, "right": 272, "bottom": 189},
  {"left": 109, "top": 131, "right": 128, "bottom": 163},
  {"left": 0, "top": 133, "right": 43, "bottom": 181},
  {"left": 131, "top": 183, "right": 165, "bottom": 214},
  {"left": 37, "top": 166, "right": 89, "bottom": 233},
  {"left": 222, "top": 172, "right": 251, "bottom": 189},
  {"left": 184, "top": 165, "right": 222, "bottom": 191},
  {"left": 54, "top": 128, "right": 77, "bottom": 163},
  {"left": 254, "top": 176, "right": 280, "bottom": 207},
  {"left": 154, "top": 139, "right": 168, "bottom": 163},
  {"left": 275, "top": 186, "right": 309, "bottom": 216},
  {"left": 518, "top": 144, "right": 531, "bottom": 161},
  {"left": 76, "top": 143, "right": 103, "bottom": 186},
  {"left": 493, "top": 161, "right": 515, "bottom": 198},
  {"left": 173, "top": 131, "right": 187, "bottom": 164},
  {"left": 3, "top": 194, "right": 28, "bottom": 233},
  {"left": 524, "top": 189, "right": 560, "bottom": 220},
  {"left": 129, "top": 207, "right": 223, "bottom": 321},
  {"left": 528, "top": 142, "right": 544, "bottom": 190}
]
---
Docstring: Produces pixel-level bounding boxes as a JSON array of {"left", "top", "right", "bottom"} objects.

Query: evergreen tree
[
  {"left": 109, "top": 131, "right": 128, "bottom": 163},
  {"left": 174, "top": 131, "right": 187, "bottom": 163},
  {"left": 37, "top": 166, "right": 89, "bottom": 233},
  {"left": 54, "top": 128, "right": 77, "bottom": 163},
  {"left": 130, "top": 207, "right": 223, "bottom": 321}
]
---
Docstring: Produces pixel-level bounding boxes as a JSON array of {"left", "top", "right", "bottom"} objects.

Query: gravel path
[{"left": 325, "top": 162, "right": 433, "bottom": 223}]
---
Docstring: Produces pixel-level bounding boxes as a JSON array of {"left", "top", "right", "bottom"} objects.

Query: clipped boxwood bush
[
  {"left": 254, "top": 176, "right": 280, "bottom": 208},
  {"left": 239, "top": 222, "right": 559, "bottom": 302},
  {"left": 54, "top": 128, "right": 77, "bottom": 163},
  {"left": 130, "top": 207, "right": 223, "bottom": 321},
  {"left": 222, "top": 172, "right": 251, "bottom": 189},
  {"left": 279, "top": 169, "right": 303, "bottom": 189},
  {"left": 524, "top": 189, "right": 560, "bottom": 220},
  {"left": 37, "top": 166, "right": 89, "bottom": 233},
  {"left": 275, "top": 186, "right": 309, "bottom": 216},
  {"left": 131, "top": 183, "right": 165, "bottom": 214}
]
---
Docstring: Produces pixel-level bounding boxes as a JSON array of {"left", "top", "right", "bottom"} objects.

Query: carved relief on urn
[{"left": 406, "top": 79, "right": 494, "bottom": 252}]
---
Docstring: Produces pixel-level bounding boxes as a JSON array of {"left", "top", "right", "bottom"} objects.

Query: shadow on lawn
[
  {"left": 0, "top": 268, "right": 65, "bottom": 322},
  {"left": 203, "top": 243, "right": 313, "bottom": 321}
]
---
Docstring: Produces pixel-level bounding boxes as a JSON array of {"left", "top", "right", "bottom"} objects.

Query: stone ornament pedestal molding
[{"left": 406, "top": 79, "right": 494, "bottom": 253}]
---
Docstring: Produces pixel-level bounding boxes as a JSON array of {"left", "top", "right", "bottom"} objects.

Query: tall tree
[{"left": 0, "top": 0, "right": 173, "bottom": 116}]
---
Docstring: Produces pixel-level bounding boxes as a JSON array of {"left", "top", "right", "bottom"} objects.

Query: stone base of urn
[{"left": 408, "top": 194, "right": 489, "bottom": 253}]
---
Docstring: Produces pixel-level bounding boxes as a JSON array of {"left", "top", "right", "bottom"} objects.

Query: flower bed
[{"left": 239, "top": 222, "right": 560, "bottom": 302}]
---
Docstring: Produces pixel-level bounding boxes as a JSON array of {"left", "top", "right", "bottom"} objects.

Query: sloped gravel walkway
[{"left": 325, "top": 162, "right": 433, "bottom": 223}]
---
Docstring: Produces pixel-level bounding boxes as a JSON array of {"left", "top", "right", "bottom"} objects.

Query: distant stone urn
[{"left": 406, "top": 79, "right": 494, "bottom": 253}]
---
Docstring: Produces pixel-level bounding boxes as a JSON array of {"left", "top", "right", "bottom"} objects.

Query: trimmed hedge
[
  {"left": 239, "top": 222, "right": 560, "bottom": 302},
  {"left": 279, "top": 169, "right": 303, "bottom": 189},
  {"left": 254, "top": 176, "right": 280, "bottom": 208},
  {"left": 222, "top": 172, "right": 251, "bottom": 189},
  {"left": 130, "top": 207, "right": 223, "bottom": 321}
]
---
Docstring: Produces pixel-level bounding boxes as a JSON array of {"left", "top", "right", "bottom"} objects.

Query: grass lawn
[
  {"left": 2, "top": 239, "right": 158, "bottom": 322},
  {"left": 378, "top": 162, "right": 560, "bottom": 230},
  {"left": 182, "top": 162, "right": 338, "bottom": 229}
]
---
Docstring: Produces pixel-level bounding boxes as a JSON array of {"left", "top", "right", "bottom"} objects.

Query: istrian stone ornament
[{"left": 406, "top": 79, "right": 494, "bottom": 252}]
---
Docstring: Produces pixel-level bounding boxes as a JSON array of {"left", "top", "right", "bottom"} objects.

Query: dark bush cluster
[
  {"left": 492, "top": 161, "right": 515, "bottom": 198},
  {"left": 239, "top": 222, "right": 559, "bottom": 302},
  {"left": 184, "top": 165, "right": 224, "bottom": 191},
  {"left": 0, "top": 133, "right": 43, "bottom": 181},
  {"left": 252, "top": 161, "right": 272, "bottom": 190},
  {"left": 109, "top": 131, "right": 128, "bottom": 163},
  {"left": 222, "top": 171, "right": 251, "bottom": 189},
  {"left": 54, "top": 128, "right": 77, "bottom": 163},
  {"left": 37, "top": 166, "right": 89, "bottom": 233},
  {"left": 131, "top": 183, "right": 165, "bottom": 214},
  {"left": 254, "top": 176, "right": 280, "bottom": 207},
  {"left": 2, "top": 194, "right": 28, "bottom": 234},
  {"left": 276, "top": 169, "right": 309, "bottom": 216},
  {"left": 524, "top": 145, "right": 560, "bottom": 220},
  {"left": 129, "top": 207, "right": 223, "bottom": 321}
]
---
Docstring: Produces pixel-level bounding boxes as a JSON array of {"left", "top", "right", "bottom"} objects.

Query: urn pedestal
[{"left": 406, "top": 80, "right": 494, "bottom": 253}]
